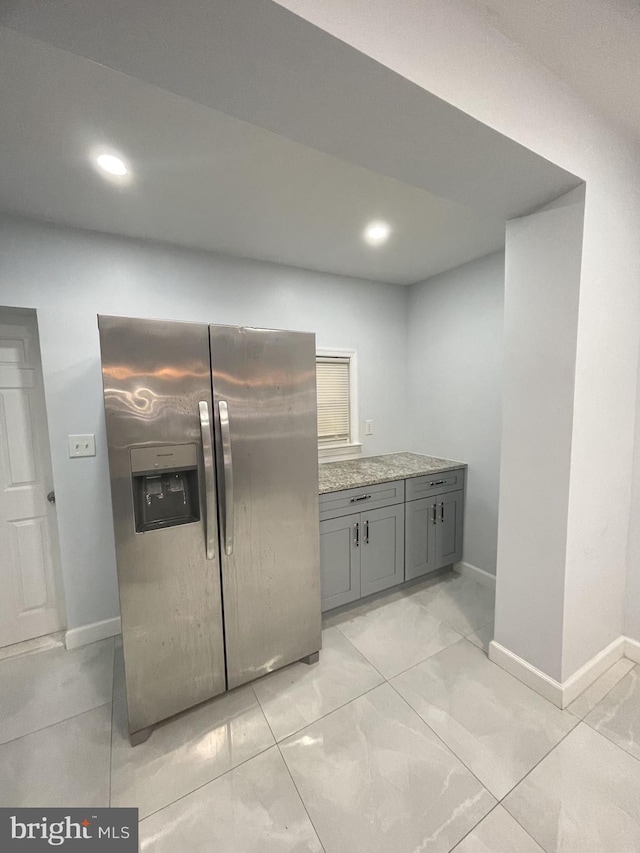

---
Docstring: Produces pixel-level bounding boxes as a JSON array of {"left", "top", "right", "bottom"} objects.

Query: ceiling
[
  {"left": 0, "top": 0, "right": 582, "bottom": 285},
  {"left": 0, "top": 28, "right": 506, "bottom": 285},
  {"left": 464, "top": 0, "right": 640, "bottom": 144}
]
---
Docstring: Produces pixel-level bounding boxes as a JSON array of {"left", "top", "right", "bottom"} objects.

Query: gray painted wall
[
  {"left": 625, "top": 346, "right": 640, "bottom": 643},
  {"left": 0, "top": 215, "right": 408, "bottom": 631},
  {"left": 406, "top": 252, "right": 504, "bottom": 576},
  {"left": 496, "top": 198, "right": 584, "bottom": 682}
]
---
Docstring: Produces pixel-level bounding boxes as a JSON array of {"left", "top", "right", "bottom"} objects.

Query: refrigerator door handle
[
  {"left": 198, "top": 401, "right": 217, "bottom": 560},
  {"left": 218, "top": 400, "right": 234, "bottom": 556}
]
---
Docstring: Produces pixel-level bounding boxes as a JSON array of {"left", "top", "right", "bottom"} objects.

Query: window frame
[{"left": 316, "top": 347, "right": 361, "bottom": 461}]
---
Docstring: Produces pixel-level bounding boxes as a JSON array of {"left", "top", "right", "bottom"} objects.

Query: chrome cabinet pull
[
  {"left": 364, "top": 519, "right": 369, "bottom": 544},
  {"left": 429, "top": 479, "right": 447, "bottom": 487},
  {"left": 354, "top": 522, "right": 360, "bottom": 547},
  {"left": 440, "top": 502, "right": 445, "bottom": 523},
  {"left": 431, "top": 504, "right": 437, "bottom": 525},
  {"left": 350, "top": 494, "right": 372, "bottom": 503},
  {"left": 218, "top": 400, "right": 234, "bottom": 556},
  {"left": 198, "top": 401, "right": 217, "bottom": 560}
]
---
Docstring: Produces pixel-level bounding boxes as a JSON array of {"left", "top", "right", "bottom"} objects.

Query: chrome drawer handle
[
  {"left": 429, "top": 479, "right": 447, "bottom": 486},
  {"left": 350, "top": 494, "right": 372, "bottom": 503}
]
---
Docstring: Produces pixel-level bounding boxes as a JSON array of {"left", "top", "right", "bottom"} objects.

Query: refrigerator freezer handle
[
  {"left": 218, "top": 400, "right": 234, "bottom": 556},
  {"left": 198, "top": 401, "right": 217, "bottom": 560}
]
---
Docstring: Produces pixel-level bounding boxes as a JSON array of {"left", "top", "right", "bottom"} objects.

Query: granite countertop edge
[{"left": 318, "top": 452, "right": 467, "bottom": 495}]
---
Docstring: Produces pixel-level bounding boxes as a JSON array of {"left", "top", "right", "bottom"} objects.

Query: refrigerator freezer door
[
  {"left": 210, "top": 325, "right": 322, "bottom": 689},
  {"left": 98, "top": 316, "right": 227, "bottom": 735}
]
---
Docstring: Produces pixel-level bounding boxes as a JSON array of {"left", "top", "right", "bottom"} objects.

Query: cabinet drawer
[
  {"left": 319, "top": 479, "right": 405, "bottom": 521},
  {"left": 405, "top": 468, "right": 465, "bottom": 502}
]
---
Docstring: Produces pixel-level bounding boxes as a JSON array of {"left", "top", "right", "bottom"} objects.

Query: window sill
[{"left": 318, "top": 442, "right": 362, "bottom": 463}]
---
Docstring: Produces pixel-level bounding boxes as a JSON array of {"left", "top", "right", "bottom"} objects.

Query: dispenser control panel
[{"left": 130, "top": 444, "right": 197, "bottom": 473}]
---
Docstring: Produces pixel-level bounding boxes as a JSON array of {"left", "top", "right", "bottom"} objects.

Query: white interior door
[{"left": 0, "top": 308, "right": 65, "bottom": 647}]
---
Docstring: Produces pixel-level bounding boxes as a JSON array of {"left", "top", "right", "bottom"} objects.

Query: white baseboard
[
  {"left": 453, "top": 561, "right": 496, "bottom": 590},
  {"left": 65, "top": 616, "right": 121, "bottom": 650},
  {"left": 489, "top": 636, "right": 627, "bottom": 709},
  {"left": 626, "top": 637, "right": 640, "bottom": 664},
  {"left": 489, "top": 640, "right": 564, "bottom": 706},
  {"left": 561, "top": 637, "right": 627, "bottom": 707}
]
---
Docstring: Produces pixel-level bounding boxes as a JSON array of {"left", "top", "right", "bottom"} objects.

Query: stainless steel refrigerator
[{"left": 98, "top": 316, "right": 321, "bottom": 744}]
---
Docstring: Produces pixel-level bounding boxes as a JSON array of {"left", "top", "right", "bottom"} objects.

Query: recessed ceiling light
[
  {"left": 363, "top": 220, "right": 391, "bottom": 246},
  {"left": 90, "top": 148, "right": 132, "bottom": 185},
  {"left": 95, "top": 153, "right": 128, "bottom": 176}
]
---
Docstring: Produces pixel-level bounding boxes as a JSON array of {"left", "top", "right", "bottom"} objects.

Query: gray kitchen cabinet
[
  {"left": 319, "top": 468, "right": 465, "bottom": 610},
  {"left": 405, "top": 489, "right": 464, "bottom": 581},
  {"left": 436, "top": 489, "right": 464, "bottom": 567},
  {"left": 319, "top": 514, "right": 361, "bottom": 611},
  {"left": 320, "top": 503, "right": 405, "bottom": 611},
  {"left": 405, "top": 496, "right": 439, "bottom": 581},
  {"left": 360, "top": 504, "right": 405, "bottom": 598}
]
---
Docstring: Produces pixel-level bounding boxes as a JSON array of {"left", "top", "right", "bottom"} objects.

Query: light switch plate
[
  {"left": 68, "top": 434, "right": 96, "bottom": 458},
  {"left": 365, "top": 419, "right": 374, "bottom": 436}
]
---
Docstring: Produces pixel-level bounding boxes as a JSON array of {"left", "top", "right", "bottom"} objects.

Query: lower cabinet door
[
  {"left": 435, "top": 489, "right": 464, "bottom": 568},
  {"left": 320, "top": 514, "right": 361, "bottom": 612},
  {"left": 405, "top": 496, "right": 438, "bottom": 581},
  {"left": 360, "top": 504, "right": 405, "bottom": 598}
]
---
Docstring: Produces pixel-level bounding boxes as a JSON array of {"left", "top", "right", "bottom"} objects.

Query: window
[{"left": 316, "top": 349, "right": 360, "bottom": 460}]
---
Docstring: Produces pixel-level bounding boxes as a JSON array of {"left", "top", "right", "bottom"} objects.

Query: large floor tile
[
  {"left": 0, "top": 638, "right": 114, "bottom": 744},
  {"left": 139, "top": 747, "right": 322, "bottom": 852},
  {"left": 111, "top": 684, "right": 274, "bottom": 819},
  {"left": 252, "top": 626, "right": 383, "bottom": 741},
  {"left": 335, "top": 595, "right": 461, "bottom": 678},
  {"left": 452, "top": 806, "right": 543, "bottom": 852},
  {"left": 503, "top": 723, "right": 640, "bottom": 852},
  {"left": 280, "top": 683, "right": 495, "bottom": 853},
  {"left": 567, "top": 657, "right": 635, "bottom": 720},
  {"left": 321, "top": 586, "right": 406, "bottom": 630},
  {"left": 584, "top": 663, "right": 640, "bottom": 758},
  {"left": 409, "top": 572, "right": 494, "bottom": 635},
  {"left": 0, "top": 704, "right": 111, "bottom": 808},
  {"left": 392, "top": 640, "right": 577, "bottom": 799}
]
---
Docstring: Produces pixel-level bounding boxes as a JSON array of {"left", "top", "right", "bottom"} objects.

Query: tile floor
[{"left": 1, "top": 570, "right": 640, "bottom": 851}]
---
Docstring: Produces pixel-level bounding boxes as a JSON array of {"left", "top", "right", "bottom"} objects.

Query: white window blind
[{"left": 317, "top": 356, "right": 351, "bottom": 445}]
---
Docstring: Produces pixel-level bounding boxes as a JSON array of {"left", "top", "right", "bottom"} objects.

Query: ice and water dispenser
[{"left": 130, "top": 444, "right": 200, "bottom": 533}]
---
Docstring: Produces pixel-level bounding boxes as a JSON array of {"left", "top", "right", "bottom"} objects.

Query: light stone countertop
[{"left": 318, "top": 451, "right": 466, "bottom": 495}]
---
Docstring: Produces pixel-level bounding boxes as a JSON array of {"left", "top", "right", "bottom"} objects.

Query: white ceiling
[
  {"left": 463, "top": 0, "right": 640, "bottom": 143},
  {"left": 0, "top": 0, "right": 582, "bottom": 285},
  {"left": 0, "top": 29, "right": 506, "bottom": 285}
]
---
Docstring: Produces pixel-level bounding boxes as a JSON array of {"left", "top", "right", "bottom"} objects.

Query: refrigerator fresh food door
[
  {"left": 98, "top": 316, "right": 227, "bottom": 736},
  {"left": 210, "top": 325, "right": 322, "bottom": 688}
]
